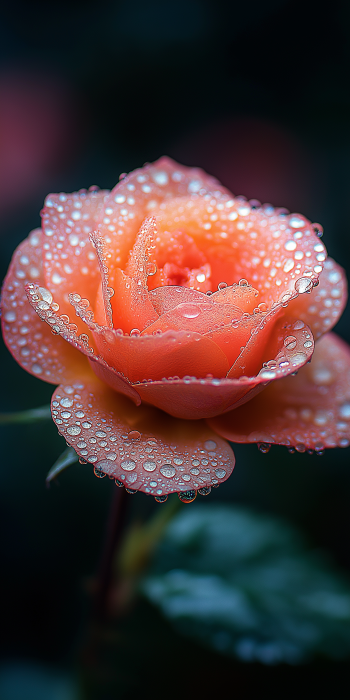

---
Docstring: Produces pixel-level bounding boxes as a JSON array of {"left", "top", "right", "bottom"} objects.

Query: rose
[{"left": 2, "top": 157, "right": 350, "bottom": 501}]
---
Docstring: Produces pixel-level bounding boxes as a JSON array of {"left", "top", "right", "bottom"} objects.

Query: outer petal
[
  {"left": 209, "top": 333, "right": 350, "bottom": 451},
  {"left": 1, "top": 229, "right": 89, "bottom": 383},
  {"left": 287, "top": 258, "right": 347, "bottom": 340},
  {"left": 134, "top": 318, "right": 315, "bottom": 419},
  {"left": 98, "top": 156, "right": 229, "bottom": 272},
  {"left": 25, "top": 282, "right": 141, "bottom": 404},
  {"left": 41, "top": 188, "right": 108, "bottom": 320},
  {"left": 51, "top": 370, "right": 235, "bottom": 495}
]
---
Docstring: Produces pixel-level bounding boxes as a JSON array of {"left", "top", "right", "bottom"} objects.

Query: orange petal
[
  {"left": 1, "top": 229, "right": 89, "bottom": 383},
  {"left": 104, "top": 217, "right": 159, "bottom": 333},
  {"left": 92, "top": 329, "right": 230, "bottom": 382},
  {"left": 134, "top": 317, "right": 314, "bottom": 419},
  {"left": 149, "top": 285, "right": 210, "bottom": 315},
  {"left": 97, "top": 156, "right": 229, "bottom": 272},
  {"left": 152, "top": 197, "right": 327, "bottom": 306},
  {"left": 41, "top": 188, "right": 107, "bottom": 318},
  {"left": 210, "top": 281, "right": 260, "bottom": 313},
  {"left": 209, "top": 332, "right": 350, "bottom": 451},
  {"left": 287, "top": 258, "right": 347, "bottom": 340},
  {"left": 142, "top": 301, "right": 243, "bottom": 337},
  {"left": 51, "top": 371, "right": 235, "bottom": 495}
]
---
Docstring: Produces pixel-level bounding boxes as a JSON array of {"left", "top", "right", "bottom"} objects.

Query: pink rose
[{"left": 2, "top": 158, "right": 349, "bottom": 501}]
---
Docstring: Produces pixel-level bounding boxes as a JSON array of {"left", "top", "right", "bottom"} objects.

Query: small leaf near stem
[{"left": 46, "top": 446, "right": 79, "bottom": 486}]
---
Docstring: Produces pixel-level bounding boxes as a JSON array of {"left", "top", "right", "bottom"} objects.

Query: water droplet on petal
[
  {"left": 295, "top": 277, "right": 313, "bottom": 294},
  {"left": 160, "top": 465, "right": 176, "bottom": 478},
  {"left": 257, "top": 442, "right": 271, "bottom": 453},
  {"left": 198, "top": 487, "right": 212, "bottom": 496},
  {"left": 178, "top": 490, "right": 197, "bottom": 503}
]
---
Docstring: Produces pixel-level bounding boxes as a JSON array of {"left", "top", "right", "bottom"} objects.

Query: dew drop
[
  {"left": 198, "top": 487, "right": 212, "bottom": 496},
  {"left": 284, "top": 335, "right": 297, "bottom": 350},
  {"left": 155, "top": 494, "right": 168, "bottom": 503},
  {"left": 178, "top": 303, "right": 201, "bottom": 319},
  {"left": 214, "top": 468, "right": 227, "bottom": 478},
  {"left": 178, "top": 490, "right": 197, "bottom": 503},
  {"left": 143, "top": 460, "right": 157, "bottom": 472},
  {"left": 60, "top": 398, "right": 73, "bottom": 408},
  {"left": 160, "top": 465, "right": 176, "bottom": 478},
  {"left": 295, "top": 277, "right": 313, "bottom": 294},
  {"left": 129, "top": 430, "right": 141, "bottom": 440},
  {"left": 218, "top": 282, "right": 228, "bottom": 290},
  {"left": 121, "top": 460, "right": 136, "bottom": 471},
  {"left": 257, "top": 443, "right": 271, "bottom": 453},
  {"left": 115, "top": 478, "right": 124, "bottom": 487},
  {"left": 338, "top": 403, "right": 350, "bottom": 419},
  {"left": 94, "top": 467, "right": 106, "bottom": 478},
  {"left": 204, "top": 440, "right": 217, "bottom": 451},
  {"left": 67, "top": 425, "right": 81, "bottom": 436},
  {"left": 146, "top": 262, "right": 157, "bottom": 276}
]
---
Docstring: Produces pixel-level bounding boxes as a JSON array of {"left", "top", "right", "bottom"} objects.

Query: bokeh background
[{"left": 1, "top": 0, "right": 350, "bottom": 697}]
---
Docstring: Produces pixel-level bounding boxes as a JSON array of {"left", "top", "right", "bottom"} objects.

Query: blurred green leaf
[
  {"left": 0, "top": 405, "right": 51, "bottom": 424},
  {"left": 46, "top": 447, "right": 78, "bottom": 486},
  {"left": 141, "top": 505, "right": 350, "bottom": 664}
]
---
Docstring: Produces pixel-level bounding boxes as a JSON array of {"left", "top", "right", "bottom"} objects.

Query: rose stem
[{"left": 93, "top": 483, "right": 128, "bottom": 622}]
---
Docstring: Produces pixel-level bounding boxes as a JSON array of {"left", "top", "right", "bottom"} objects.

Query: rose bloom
[{"left": 2, "top": 158, "right": 350, "bottom": 501}]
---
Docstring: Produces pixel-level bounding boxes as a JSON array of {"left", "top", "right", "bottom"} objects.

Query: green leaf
[
  {"left": 0, "top": 405, "right": 51, "bottom": 424},
  {"left": 46, "top": 447, "right": 79, "bottom": 485},
  {"left": 141, "top": 505, "right": 350, "bottom": 664}
]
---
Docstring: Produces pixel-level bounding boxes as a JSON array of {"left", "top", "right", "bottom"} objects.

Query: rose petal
[
  {"left": 41, "top": 188, "right": 107, "bottom": 320},
  {"left": 1, "top": 229, "right": 89, "bottom": 383},
  {"left": 287, "top": 258, "right": 347, "bottom": 339},
  {"left": 51, "top": 371, "right": 235, "bottom": 495},
  {"left": 134, "top": 318, "right": 315, "bottom": 419},
  {"left": 209, "top": 332, "right": 350, "bottom": 451},
  {"left": 152, "top": 196, "right": 327, "bottom": 306},
  {"left": 92, "top": 328, "right": 230, "bottom": 382},
  {"left": 210, "top": 282, "right": 260, "bottom": 312},
  {"left": 98, "top": 156, "right": 229, "bottom": 273}
]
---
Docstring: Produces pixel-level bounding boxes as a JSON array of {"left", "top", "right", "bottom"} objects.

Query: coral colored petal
[
  {"left": 153, "top": 197, "right": 327, "bottom": 306},
  {"left": 103, "top": 269, "right": 158, "bottom": 334},
  {"left": 142, "top": 301, "right": 243, "bottom": 336},
  {"left": 134, "top": 317, "right": 314, "bottom": 419},
  {"left": 41, "top": 189, "right": 107, "bottom": 319},
  {"left": 92, "top": 329, "right": 230, "bottom": 382},
  {"left": 288, "top": 258, "right": 347, "bottom": 339},
  {"left": 149, "top": 286, "right": 210, "bottom": 315},
  {"left": 51, "top": 373, "right": 235, "bottom": 495},
  {"left": 210, "top": 282, "right": 260, "bottom": 313},
  {"left": 1, "top": 229, "right": 90, "bottom": 384},
  {"left": 88, "top": 357, "right": 141, "bottom": 405},
  {"left": 209, "top": 332, "right": 350, "bottom": 451},
  {"left": 98, "top": 157, "right": 229, "bottom": 272}
]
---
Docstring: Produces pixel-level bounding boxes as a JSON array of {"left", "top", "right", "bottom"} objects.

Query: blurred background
[{"left": 1, "top": 0, "right": 350, "bottom": 697}]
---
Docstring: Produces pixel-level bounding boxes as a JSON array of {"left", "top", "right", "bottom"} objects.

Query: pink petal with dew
[
  {"left": 287, "top": 258, "right": 347, "bottom": 339},
  {"left": 1, "top": 229, "right": 89, "bottom": 384},
  {"left": 51, "top": 370, "right": 235, "bottom": 496},
  {"left": 152, "top": 197, "right": 327, "bottom": 306},
  {"left": 41, "top": 188, "right": 108, "bottom": 325},
  {"left": 133, "top": 317, "right": 315, "bottom": 419},
  {"left": 98, "top": 156, "right": 230, "bottom": 273},
  {"left": 209, "top": 333, "right": 350, "bottom": 451}
]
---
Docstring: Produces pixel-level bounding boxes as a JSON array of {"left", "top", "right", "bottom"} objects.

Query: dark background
[{"left": 1, "top": 0, "right": 350, "bottom": 697}]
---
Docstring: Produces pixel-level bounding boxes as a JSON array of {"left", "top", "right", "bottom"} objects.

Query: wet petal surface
[
  {"left": 209, "top": 333, "right": 350, "bottom": 451},
  {"left": 41, "top": 189, "right": 107, "bottom": 320},
  {"left": 1, "top": 229, "right": 89, "bottom": 383},
  {"left": 51, "top": 371, "right": 235, "bottom": 495},
  {"left": 134, "top": 317, "right": 314, "bottom": 419},
  {"left": 288, "top": 258, "right": 347, "bottom": 339}
]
